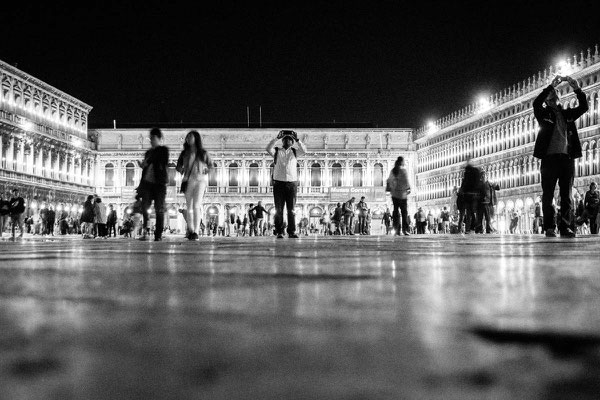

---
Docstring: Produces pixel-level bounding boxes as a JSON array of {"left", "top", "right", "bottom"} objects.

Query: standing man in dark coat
[
  {"left": 137, "top": 128, "right": 169, "bottom": 241},
  {"left": 477, "top": 170, "right": 500, "bottom": 234},
  {"left": 533, "top": 75, "right": 588, "bottom": 238},
  {"left": 9, "top": 188, "right": 25, "bottom": 239},
  {"left": 459, "top": 158, "right": 482, "bottom": 234}
]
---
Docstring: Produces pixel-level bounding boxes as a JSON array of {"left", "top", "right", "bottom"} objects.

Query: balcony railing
[
  {"left": 96, "top": 185, "right": 339, "bottom": 197},
  {"left": 0, "top": 168, "right": 94, "bottom": 192}
]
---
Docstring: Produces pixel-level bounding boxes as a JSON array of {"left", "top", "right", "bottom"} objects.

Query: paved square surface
[{"left": 1, "top": 234, "right": 599, "bottom": 399}]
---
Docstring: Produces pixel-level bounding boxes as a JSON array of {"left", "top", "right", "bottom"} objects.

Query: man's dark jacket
[
  {"left": 460, "top": 163, "right": 482, "bottom": 194},
  {"left": 142, "top": 146, "right": 169, "bottom": 185},
  {"left": 532, "top": 85, "right": 588, "bottom": 159}
]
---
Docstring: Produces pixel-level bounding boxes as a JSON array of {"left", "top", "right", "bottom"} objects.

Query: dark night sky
[{"left": 3, "top": 1, "right": 600, "bottom": 129}]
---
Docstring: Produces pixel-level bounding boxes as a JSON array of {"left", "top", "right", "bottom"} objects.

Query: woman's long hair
[
  {"left": 185, "top": 130, "right": 211, "bottom": 169},
  {"left": 391, "top": 156, "right": 403, "bottom": 176}
]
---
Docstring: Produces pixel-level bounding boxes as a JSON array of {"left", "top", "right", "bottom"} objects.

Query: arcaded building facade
[
  {"left": 92, "top": 128, "right": 415, "bottom": 233},
  {"left": 3, "top": 44, "right": 600, "bottom": 235},
  {"left": 414, "top": 45, "right": 600, "bottom": 233},
  {"left": 0, "top": 60, "right": 96, "bottom": 214}
]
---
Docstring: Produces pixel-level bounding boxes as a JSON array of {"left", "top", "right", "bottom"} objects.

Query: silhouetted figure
[
  {"left": 137, "top": 128, "right": 169, "bottom": 241},
  {"left": 533, "top": 75, "right": 588, "bottom": 238}
]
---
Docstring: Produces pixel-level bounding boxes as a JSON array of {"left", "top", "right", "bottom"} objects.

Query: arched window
[
  {"left": 209, "top": 162, "right": 218, "bottom": 186},
  {"left": 229, "top": 163, "right": 239, "bottom": 186},
  {"left": 168, "top": 163, "right": 176, "bottom": 186},
  {"left": 269, "top": 163, "right": 275, "bottom": 186},
  {"left": 353, "top": 163, "right": 363, "bottom": 187},
  {"left": 311, "top": 163, "right": 321, "bottom": 187},
  {"left": 249, "top": 163, "right": 259, "bottom": 186},
  {"left": 125, "top": 162, "right": 135, "bottom": 186},
  {"left": 104, "top": 163, "right": 114, "bottom": 187},
  {"left": 373, "top": 163, "right": 384, "bottom": 186},
  {"left": 331, "top": 163, "right": 342, "bottom": 187}
]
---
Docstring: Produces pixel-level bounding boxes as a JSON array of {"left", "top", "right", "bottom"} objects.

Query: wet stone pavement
[{"left": 1, "top": 233, "right": 600, "bottom": 400}]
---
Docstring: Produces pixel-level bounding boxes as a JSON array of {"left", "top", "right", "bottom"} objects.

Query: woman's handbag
[{"left": 180, "top": 180, "right": 188, "bottom": 194}]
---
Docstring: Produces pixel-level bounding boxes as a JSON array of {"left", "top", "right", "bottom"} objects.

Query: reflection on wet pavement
[{"left": 1, "top": 234, "right": 599, "bottom": 399}]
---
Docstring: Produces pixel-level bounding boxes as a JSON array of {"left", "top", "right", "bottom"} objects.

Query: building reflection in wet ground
[{"left": 1, "top": 235, "right": 599, "bottom": 399}]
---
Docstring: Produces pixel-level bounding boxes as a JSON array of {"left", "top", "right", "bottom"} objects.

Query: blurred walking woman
[
  {"left": 179, "top": 130, "right": 212, "bottom": 240},
  {"left": 386, "top": 156, "right": 411, "bottom": 236}
]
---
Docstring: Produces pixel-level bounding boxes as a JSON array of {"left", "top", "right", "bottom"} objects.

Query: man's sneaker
[
  {"left": 154, "top": 237, "right": 163, "bottom": 242},
  {"left": 545, "top": 229, "right": 557, "bottom": 237},
  {"left": 289, "top": 234, "right": 299, "bottom": 239},
  {"left": 277, "top": 234, "right": 284, "bottom": 239},
  {"left": 403, "top": 231, "right": 411, "bottom": 236},
  {"left": 560, "top": 228, "right": 576, "bottom": 238}
]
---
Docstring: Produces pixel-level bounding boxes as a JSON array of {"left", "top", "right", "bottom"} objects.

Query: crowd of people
[{"left": 0, "top": 72, "right": 594, "bottom": 243}]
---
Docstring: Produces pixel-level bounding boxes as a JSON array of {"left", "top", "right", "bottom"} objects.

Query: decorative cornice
[{"left": 0, "top": 60, "right": 93, "bottom": 112}]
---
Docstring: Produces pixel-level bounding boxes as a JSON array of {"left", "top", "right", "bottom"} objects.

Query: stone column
[
  {"left": 114, "top": 160, "right": 121, "bottom": 188},
  {"left": 70, "top": 153, "right": 76, "bottom": 182},
  {"left": 345, "top": 160, "right": 351, "bottom": 186},
  {"left": 23, "top": 142, "right": 32, "bottom": 175},
  {"left": 62, "top": 151, "right": 69, "bottom": 182},
  {"left": 261, "top": 160, "right": 268, "bottom": 187},
  {"left": 7, "top": 137, "right": 15, "bottom": 170},
  {"left": 302, "top": 160, "right": 308, "bottom": 187},
  {"left": 47, "top": 148, "right": 54, "bottom": 178},
  {"left": 214, "top": 160, "right": 221, "bottom": 189},
  {"left": 17, "top": 140, "right": 25, "bottom": 172},
  {"left": 0, "top": 134, "right": 4, "bottom": 169},
  {"left": 365, "top": 162, "right": 372, "bottom": 187},
  {"left": 56, "top": 150, "right": 63, "bottom": 181},
  {"left": 79, "top": 157, "right": 84, "bottom": 184},
  {"left": 30, "top": 142, "right": 41, "bottom": 176},
  {"left": 82, "top": 158, "right": 89, "bottom": 185},
  {"left": 240, "top": 160, "right": 247, "bottom": 188},
  {"left": 52, "top": 150, "right": 59, "bottom": 180}
]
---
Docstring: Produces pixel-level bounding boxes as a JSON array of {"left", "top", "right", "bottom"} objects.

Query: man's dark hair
[{"left": 150, "top": 127, "right": 163, "bottom": 139}]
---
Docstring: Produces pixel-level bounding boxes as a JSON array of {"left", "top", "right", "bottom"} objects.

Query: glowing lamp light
[
  {"left": 556, "top": 59, "right": 573, "bottom": 76},
  {"left": 56, "top": 205, "right": 63, "bottom": 212},
  {"left": 427, "top": 121, "right": 439, "bottom": 134},
  {"left": 20, "top": 120, "right": 34, "bottom": 131},
  {"left": 147, "top": 208, "right": 152, "bottom": 214},
  {"left": 79, "top": 207, "right": 84, "bottom": 213},
  {"left": 126, "top": 208, "right": 132, "bottom": 214},
  {"left": 476, "top": 96, "right": 492, "bottom": 114}
]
